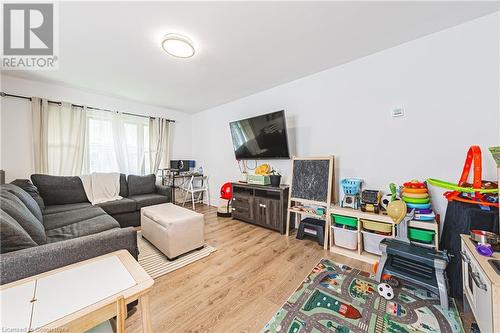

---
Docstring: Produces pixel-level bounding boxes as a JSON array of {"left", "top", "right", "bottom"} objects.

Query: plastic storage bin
[
  {"left": 332, "top": 226, "right": 358, "bottom": 250},
  {"left": 331, "top": 214, "right": 358, "bottom": 228},
  {"left": 361, "top": 219, "right": 392, "bottom": 234},
  {"left": 361, "top": 230, "right": 388, "bottom": 255},
  {"left": 409, "top": 228, "right": 435, "bottom": 244}
]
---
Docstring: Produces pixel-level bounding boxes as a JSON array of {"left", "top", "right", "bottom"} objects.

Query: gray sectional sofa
[{"left": 0, "top": 174, "right": 171, "bottom": 285}]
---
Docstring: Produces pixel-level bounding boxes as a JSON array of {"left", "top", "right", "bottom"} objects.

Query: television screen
[{"left": 229, "top": 110, "right": 290, "bottom": 160}]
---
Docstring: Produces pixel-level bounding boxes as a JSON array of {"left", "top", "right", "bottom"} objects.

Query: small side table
[{"left": 1, "top": 250, "right": 154, "bottom": 333}]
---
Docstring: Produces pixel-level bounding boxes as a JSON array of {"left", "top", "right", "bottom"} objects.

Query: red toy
[
  {"left": 220, "top": 182, "right": 232, "bottom": 200},
  {"left": 217, "top": 183, "right": 233, "bottom": 217}
]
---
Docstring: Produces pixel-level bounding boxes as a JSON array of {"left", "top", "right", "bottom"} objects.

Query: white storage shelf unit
[{"left": 328, "top": 205, "right": 439, "bottom": 264}]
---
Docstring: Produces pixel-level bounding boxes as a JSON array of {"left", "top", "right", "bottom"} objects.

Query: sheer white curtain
[
  {"left": 149, "top": 117, "right": 171, "bottom": 174},
  {"left": 87, "top": 110, "right": 149, "bottom": 175},
  {"left": 32, "top": 97, "right": 155, "bottom": 176},
  {"left": 32, "top": 98, "right": 87, "bottom": 175}
]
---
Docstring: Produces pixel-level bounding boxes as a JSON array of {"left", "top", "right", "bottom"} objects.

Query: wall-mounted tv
[{"left": 229, "top": 110, "right": 290, "bottom": 160}]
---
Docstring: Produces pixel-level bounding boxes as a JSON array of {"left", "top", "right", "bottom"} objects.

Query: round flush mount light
[{"left": 161, "top": 33, "right": 195, "bottom": 58}]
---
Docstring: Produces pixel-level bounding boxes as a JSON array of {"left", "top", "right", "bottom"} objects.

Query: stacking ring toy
[
  {"left": 415, "top": 208, "right": 433, "bottom": 214},
  {"left": 402, "top": 188, "right": 428, "bottom": 194},
  {"left": 407, "top": 203, "right": 431, "bottom": 209},
  {"left": 402, "top": 197, "right": 430, "bottom": 204},
  {"left": 402, "top": 192, "right": 429, "bottom": 199},
  {"left": 403, "top": 181, "right": 426, "bottom": 189}
]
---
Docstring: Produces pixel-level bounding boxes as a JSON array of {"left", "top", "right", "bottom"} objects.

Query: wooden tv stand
[{"left": 231, "top": 182, "right": 290, "bottom": 234}]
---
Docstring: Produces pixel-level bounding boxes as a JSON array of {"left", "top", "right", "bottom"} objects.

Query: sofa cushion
[
  {"left": 1, "top": 184, "right": 43, "bottom": 222},
  {"left": 129, "top": 193, "right": 169, "bottom": 209},
  {"left": 9, "top": 179, "right": 45, "bottom": 210},
  {"left": 45, "top": 214, "right": 120, "bottom": 243},
  {"left": 43, "top": 202, "right": 92, "bottom": 215},
  {"left": 0, "top": 191, "right": 47, "bottom": 245},
  {"left": 96, "top": 198, "right": 136, "bottom": 215},
  {"left": 0, "top": 209, "right": 38, "bottom": 253},
  {"left": 43, "top": 206, "right": 107, "bottom": 231},
  {"left": 119, "top": 173, "right": 128, "bottom": 197},
  {"left": 31, "top": 174, "right": 89, "bottom": 205},
  {"left": 127, "top": 174, "right": 156, "bottom": 196}
]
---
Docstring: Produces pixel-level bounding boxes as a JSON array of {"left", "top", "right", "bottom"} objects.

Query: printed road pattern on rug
[
  {"left": 262, "top": 258, "right": 464, "bottom": 333},
  {"left": 137, "top": 233, "right": 216, "bottom": 279}
]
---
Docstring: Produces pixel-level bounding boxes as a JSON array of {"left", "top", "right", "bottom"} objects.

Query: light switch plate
[{"left": 392, "top": 107, "right": 405, "bottom": 117}]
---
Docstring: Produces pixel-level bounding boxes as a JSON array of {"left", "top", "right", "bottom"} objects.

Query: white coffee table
[{"left": 0, "top": 250, "right": 154, "bottom": 333}]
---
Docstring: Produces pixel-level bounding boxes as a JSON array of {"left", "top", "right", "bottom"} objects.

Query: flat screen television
[{"left": 229, "top": 110, "right": 290, "bottom": 160}]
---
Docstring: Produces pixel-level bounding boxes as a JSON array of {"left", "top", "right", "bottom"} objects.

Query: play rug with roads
[{"left": 261, "top": 258, "right": 463, "bottom": 333}]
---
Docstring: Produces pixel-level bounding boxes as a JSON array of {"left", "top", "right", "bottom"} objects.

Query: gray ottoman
[{"left": 141, "top": 203, "right": 204, "bottom": 259}]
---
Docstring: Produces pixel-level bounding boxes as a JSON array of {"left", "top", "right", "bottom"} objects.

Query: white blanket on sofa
[{"left": 80, "top": 172, "right": 122, "bottom": 205}]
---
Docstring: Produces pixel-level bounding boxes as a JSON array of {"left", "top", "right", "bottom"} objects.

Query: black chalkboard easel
[{"left": 286, "top": 156, "right": 335, "bottom": 249}]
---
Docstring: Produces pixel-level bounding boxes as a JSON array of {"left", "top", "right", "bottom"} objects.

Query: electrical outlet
[{"left": 392, "top": 107, "right": 405, "bottom": 117}]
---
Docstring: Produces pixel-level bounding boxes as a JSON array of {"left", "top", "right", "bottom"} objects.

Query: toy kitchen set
[{"left": 461, "top": 230, "right": 500, "bottom": 333}]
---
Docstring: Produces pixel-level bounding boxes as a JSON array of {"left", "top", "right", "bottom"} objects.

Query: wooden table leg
[
  {"left": 116, "top": 296, "right": 126, "bottom": 333},
  {"left": 140, "top": 295, "right": 152, "bottom": 333}
]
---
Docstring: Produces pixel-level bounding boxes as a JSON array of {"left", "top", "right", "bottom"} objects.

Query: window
[{"left": 87, "top": 110, "right": 149, "bottom": 175}]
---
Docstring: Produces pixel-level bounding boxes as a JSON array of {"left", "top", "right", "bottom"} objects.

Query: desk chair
[{"left": 181, "top": 175, "right": 210, "bottom": 210}]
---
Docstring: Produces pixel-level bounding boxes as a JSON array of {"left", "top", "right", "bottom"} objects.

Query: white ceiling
[{"left": 3, "top": 1, "right": 499, "bottom": 113}]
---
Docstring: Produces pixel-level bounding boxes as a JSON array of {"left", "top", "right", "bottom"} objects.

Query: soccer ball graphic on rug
[{"left": 377, "top": 282, "right": 394, "bottom": 300}]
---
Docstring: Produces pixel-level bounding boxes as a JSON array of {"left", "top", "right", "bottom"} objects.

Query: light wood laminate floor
[{"left": 126, "top": 204, "right": 372, "bottom": 333}]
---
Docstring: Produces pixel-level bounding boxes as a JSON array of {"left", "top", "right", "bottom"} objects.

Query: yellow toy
[{"left": 255, "top": 163, "right": 271, "bottom": 175}]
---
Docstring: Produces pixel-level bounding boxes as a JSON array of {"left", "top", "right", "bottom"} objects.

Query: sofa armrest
[
  {"left": 0, "top": 227, "right": 138, "bottom": 285},
  {"left": 155, "top": 184, "right": 172, "bottom": 202}
]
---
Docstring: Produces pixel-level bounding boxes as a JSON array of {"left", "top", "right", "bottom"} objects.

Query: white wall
[
  {"left": 0, "top": 75, "right": 192, "bottom": 181},
  {"left": 192, "top": 13, "right": 500, "bottom": 221}
]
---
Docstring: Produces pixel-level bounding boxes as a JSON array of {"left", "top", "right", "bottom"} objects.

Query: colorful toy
[
  {"left": 381, "top": 183, "right": 399, "bottom": 211},
  {"left": 406, "top": 202, "right": 431, "bottom": 210},
  {"left": 375, "top": 200, "right": 451, "bottom": 310},
  {"left": 400, "top": 180, "right": 435, "bottom": 222},
  {"left": 402, "top": 197, "right": 430, "bottom": 204},
  {"left": 340, "top": 178, "right": 362, "bottom": 209},
  {"left": 255, "top": 163, "right": 271, "bottom": 175},
  {"left": 361, "top": 190, "right": 381, "bottom": 214},
  {"left": 427, "top": 145, "right": 498, "bottom": 208},
  {"left": 217, "top": 182, "right": 233, "bottom": 217},
  {"left": 402, "top": 187, "right": 428, "bottom": 194}
]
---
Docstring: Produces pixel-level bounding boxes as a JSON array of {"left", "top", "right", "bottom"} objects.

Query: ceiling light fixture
[{"left": 161, "top": 33, "right": 195, "bottom": 58}]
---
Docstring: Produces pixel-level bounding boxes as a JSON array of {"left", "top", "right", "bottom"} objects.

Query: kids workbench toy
[{"left": 375, "top": 199, "right": 451, "bottom": 310}]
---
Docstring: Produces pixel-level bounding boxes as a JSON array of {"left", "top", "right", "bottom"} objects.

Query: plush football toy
[{"left": 377, "top": 283, "right": 394, "bottom": 300}]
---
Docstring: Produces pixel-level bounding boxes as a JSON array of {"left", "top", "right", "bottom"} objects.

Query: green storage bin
[
  {"left": 409, "top": 228, "right": 435, "bottom": 244},
  {"left": 331, "top": 214, "right": 358, "bottom": 228}
]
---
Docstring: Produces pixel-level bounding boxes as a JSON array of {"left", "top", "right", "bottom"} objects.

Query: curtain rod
[{"left": 0, "top": 92, "right": 176, "bottom": 123}]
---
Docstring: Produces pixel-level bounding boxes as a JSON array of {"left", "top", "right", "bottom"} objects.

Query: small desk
[
  {"left": 0, "top": 250, "right": 154, "bottom": 333},
  {"left": 161, "top": 171, "right": 204, "bottom": 204}
]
